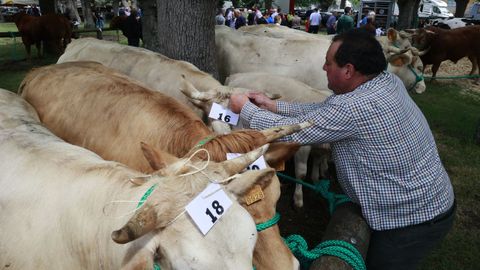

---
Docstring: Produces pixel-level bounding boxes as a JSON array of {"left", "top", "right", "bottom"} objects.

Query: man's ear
[{"left": 343, "top": 63, "right": 356, "bottom": 79}]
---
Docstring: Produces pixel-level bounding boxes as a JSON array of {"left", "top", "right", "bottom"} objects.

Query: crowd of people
[
  {"left": 215, "top": 5, "right": 382, "bottom": 36},
  {"left": 215, "top": 6, "right": 302, "bottom": 30}
]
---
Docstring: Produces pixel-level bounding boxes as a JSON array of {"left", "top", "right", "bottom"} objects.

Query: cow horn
[
  {"left": 179, "top": 76, "right": 215, "bottom": 101},
  {"left": 112, "top": 203, "right": 158, "bottom": 244},
  {"left": 387, "top": 46, "right": 409, "bottom": 55},
  {"left": 261, "top": 121, "right": 313, "bottom": 142},
  {"left": 222, "top": 144, "right": 269, "bottom": 175}
]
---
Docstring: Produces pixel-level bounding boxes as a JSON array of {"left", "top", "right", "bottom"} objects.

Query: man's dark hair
[
  {"left": 332, "top": 29, "right": 387, "bottom": 76},
  {"left": 344, "top": 6, "right": 351, "bottom": 14}
]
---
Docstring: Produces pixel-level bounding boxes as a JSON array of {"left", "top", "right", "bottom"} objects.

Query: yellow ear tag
[{"left": 244, "top": 185, "right": 265, "bottom": 205}]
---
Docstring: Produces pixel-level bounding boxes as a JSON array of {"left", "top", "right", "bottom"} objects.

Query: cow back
[{"left": 20, "top": 61, "right": 210, "bottom": 173}]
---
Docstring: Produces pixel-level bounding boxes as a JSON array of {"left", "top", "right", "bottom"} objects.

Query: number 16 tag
[
  {"left": 186, "top": 183, "right": 232, "bottom": 235},
  {"left": 208, "top": 103, "right": 239, "bottom": 126}
]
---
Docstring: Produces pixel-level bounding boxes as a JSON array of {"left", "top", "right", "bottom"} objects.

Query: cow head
[
  {"left": 387, "top": 50, "right": 426, "bottom": 94},
  {"left": 180, "top": 78, "right": 281, "bottom": 134},
  {"left": 411, "top": 28, "right": 436, "bottom": 51},
  {"left": 113, "top": 145, "right": 276, "bottom": 269}
]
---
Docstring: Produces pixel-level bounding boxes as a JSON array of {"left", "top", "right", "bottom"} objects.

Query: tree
[
  {"left": 397, "top": 0, "right": 420, "bottom": 29},
  {"left": 81, "top": 0, "right": 95, "bottom": 29},
  {"left": 141, "top": 0, "right": 219, "bottom": 79},
  {"left": 39, "top": 0, "right": 57, "bottom": 14},
  {"left": 455, "top": 0, "right": 469, "bottom": 17}
]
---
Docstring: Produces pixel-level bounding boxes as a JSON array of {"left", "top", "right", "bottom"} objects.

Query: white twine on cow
[{"left": 102, "top": 148, "right": 234, "bottom": 219}]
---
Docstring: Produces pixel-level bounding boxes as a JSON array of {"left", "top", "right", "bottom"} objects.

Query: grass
[
  {"left": 414, "top": 81, "right": 480, "bottom": 270},
  {"left": 0, "top": 35, "right": 478, "bottom": 269}
]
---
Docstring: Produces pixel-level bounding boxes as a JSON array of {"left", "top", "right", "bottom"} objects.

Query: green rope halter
[
  {"left": 256, "top": 212, "right": 281, "bottom": 232},
  {"left": 284, "top": 235, "right": 366, "bottom": 270},
  {"left": 136, "top": 184, "right": 157, "bottom": 208},
  {"left": 276, "top": 173, "right": 351, "bottom": 214}
]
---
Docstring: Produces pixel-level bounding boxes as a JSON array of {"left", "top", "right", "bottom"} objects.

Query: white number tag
[
  {"left": 208, "top": 103, "right": 239, "bottom": 126},
  {"left": 186, "top": 183, "right": 232, "bottom": 235},
  {"left": 226, "top": 153, "right": 267, "bottom": 170}
]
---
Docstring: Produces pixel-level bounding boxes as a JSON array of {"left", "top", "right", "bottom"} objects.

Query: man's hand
[
  {"left": 247, "top": 92, "right": 277, "bottom": 112},
  {"left": 229, "top": 93, "right": 250, "bottom": 114}
]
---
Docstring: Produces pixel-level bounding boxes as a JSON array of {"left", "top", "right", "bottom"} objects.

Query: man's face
[{"left": 323, "top": 41, "right": 346, "bottom": 94}]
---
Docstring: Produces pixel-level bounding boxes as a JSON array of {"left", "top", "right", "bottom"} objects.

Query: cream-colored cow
[{"left": 0, "top": 88, "right": 274, "bottom": 270}]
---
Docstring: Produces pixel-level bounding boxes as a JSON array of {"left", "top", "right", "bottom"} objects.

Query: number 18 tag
[
  {"left": 186, "top": 183, "right": 232, "bottom": 235},
  {"left": 208, "top": 103, "right": 239, "bottom": 126}
]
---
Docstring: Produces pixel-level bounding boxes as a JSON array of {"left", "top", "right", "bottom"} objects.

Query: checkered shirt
[{"left": 241, "top": 71, "right": 454, "bottom": 230}]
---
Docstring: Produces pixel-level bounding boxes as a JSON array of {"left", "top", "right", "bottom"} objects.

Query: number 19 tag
[
  {"left": 186, "top": 183, "right": 232, "bottom": 235},
  {"left": 208, "top": 103, "right": 239, "bottom": 126}
]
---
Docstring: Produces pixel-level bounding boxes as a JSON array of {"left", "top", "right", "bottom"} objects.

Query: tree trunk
[
  {"left": 340, "top": 0, "right": 346, "bottom": 9},
  {"left": 455, "top": 0, "right": 469, "bottom": 17},
  {"left": 310, "top": 203, "right": 370, "bottom": 270},
  {"left": 122, "top": 0, "right": 130, "bottom": 7},
  {"left": 81, "top": 0, "right": 95, "bottom": 29},
  {"left": 39, "top": 0, "right": 57, "bottom": 14},
  {"left": 140, "top": 0, "right": 161, "bottom": 49},
  {"left": 265, "top": 0, "right": 273, "bottom": 10},
  {"left": 66, "top": 0, "right": 81, "bottom": 23},
  {"left": 151, "top": 0, "right": 218, "bottom": 79},
  {"left": 132, "top": 0, "right": 138, "bottom": 9},
  {"left": 112, "top": 0, "right": 119, "bottom": 16},
  {"left": 397, "top": 0, "right": 420, "bottom": 30}
]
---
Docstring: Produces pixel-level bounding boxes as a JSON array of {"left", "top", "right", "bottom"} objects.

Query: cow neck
[{"left": 193, "top": 135, "right": 216, "bottom": 149}]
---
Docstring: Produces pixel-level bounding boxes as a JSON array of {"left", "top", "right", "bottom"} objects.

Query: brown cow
[
  {"left": 20, "top": 61, "right": 306, "bottom": 270},
  {"left": 13, "top": 12, "right": 72, "bottom": 59},
  {"left": 411, "top": 25, "right": 480, "bottom": 83}
]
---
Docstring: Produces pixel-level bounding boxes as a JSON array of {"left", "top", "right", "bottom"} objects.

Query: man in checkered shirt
[{"left": 229, "top": 29, "right": 455, "bottom": 270}]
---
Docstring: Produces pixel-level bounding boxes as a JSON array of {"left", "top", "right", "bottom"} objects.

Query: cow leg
[
  {"left": 468, "top": 55, "right": 478, "bottom": 76},
  {"left": 293, "top": 145, "right": 311, "bottom": 209},
  {"left": 431, "top": 63, "right": 441, "bottom": 82},
  {"left": 35, "top": 41, "right": 42, "bottom": 58}
]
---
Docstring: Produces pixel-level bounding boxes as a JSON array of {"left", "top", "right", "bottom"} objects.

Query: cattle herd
[{"left": 1, "top": 23, "right": 479, "bottom": 269}]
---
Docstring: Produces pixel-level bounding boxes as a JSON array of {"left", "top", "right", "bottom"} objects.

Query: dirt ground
[
  {"left": 423, "top": 57, "right": 480, "bottom": 93},
  {"left": 275, "top": 56, "right": 479, "bottom": 249}
]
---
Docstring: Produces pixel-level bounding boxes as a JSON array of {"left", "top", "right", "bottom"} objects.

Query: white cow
[
  {"left": 0, "top": 89, "right": 275, "bottom": 270},
  {"left": 215, "top": 25, "right": 426, "bottom": 94}
]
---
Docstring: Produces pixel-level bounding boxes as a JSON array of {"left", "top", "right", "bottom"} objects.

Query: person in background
[
  {"left": 362, "top": 16, "right": 377, "bottom": 36},
  {"left": 234, "top": 9, "right": 246, "bottom": 29},
  {"left": 308, "top": 8, "right": 321, "bottom": 34},
  {"left": 254, "top": 7, "right": 262, "bottom": 24},
  {"left": 247, "top": 9, "right": 255, "bottom": 25},
  {"left": 360, "top": 11, "right": 375, "bottom": 27},
  {"left": 123, "top": 8, "right": 142, "bottom": 47},
  {"left": 257, "top": 12, "right": 269, "bottom": 24},
  {"left": 326, "top": 11, "right": 337, "bottom": 35},
  {"left": 215, "top": 9, "right": 225, "bottom": 25},
  {"left": 228, "top": 29, "right": 455, "bottom": 270},
  {"left": 225, "top": 8, "right": 235, "bottom": 28},
  {"left": 291, "top": 12, "right": 302, "bottom": 29},
  {"left": 93, "top": 8, "right": 104, "bottom": 31},
  {"left": 336, "top": 6, "right": 354, "bottom": 34}
]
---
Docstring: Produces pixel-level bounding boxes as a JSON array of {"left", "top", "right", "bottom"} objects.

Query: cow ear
[
  {"left": 141, "top": 142, "right": 179, "bottom": 171},
  {"left": 388, "top": 53, "right": 410, "bottom": 67},
  {"left": 387, "top": 28, "right": 398, "bottom": 42},
  {"left": 264, "top": 142, "right": 300, "bottom": 171},
  {"left": 224, "top": 168, "right": 275, "bottom": 199}
]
